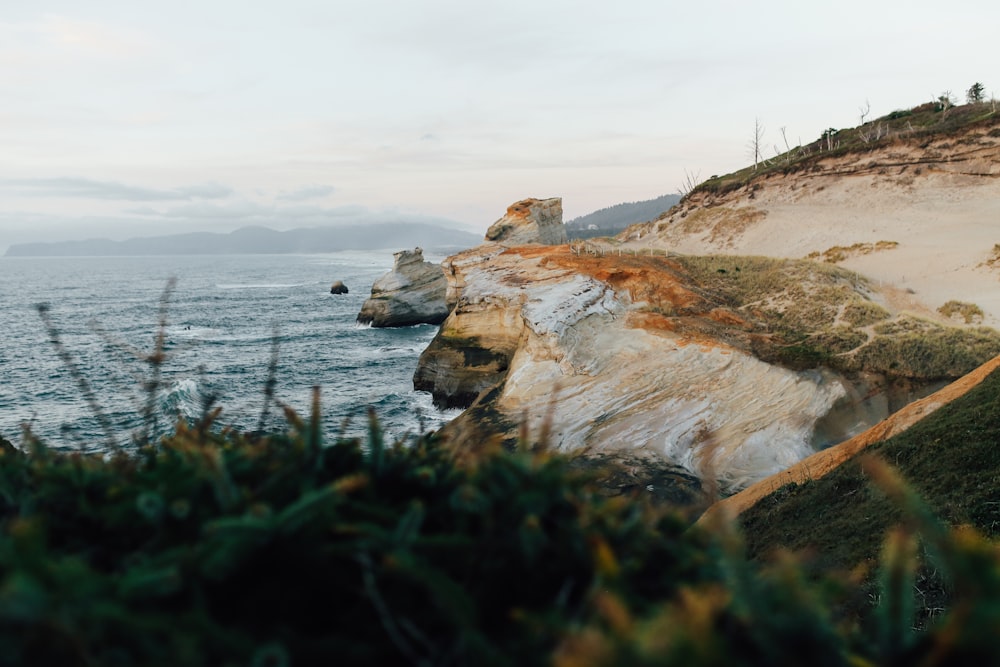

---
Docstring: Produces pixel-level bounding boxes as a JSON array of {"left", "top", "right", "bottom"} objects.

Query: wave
[{"left": 159, "top": 378, "right": 203, "bottom": 421}]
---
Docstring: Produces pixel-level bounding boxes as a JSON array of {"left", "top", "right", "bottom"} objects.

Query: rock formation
[
  {"left": 357, "top": 248, "right": 449, "bottom": 327},
  {"left": 414, "top": 231, "right": 1000, "bottom": 495},
  {"left": 414, "top": 111, "right": 1000, "bottom": 500},
  {"left": 329, "top": 281, "right": 348, "bottom": 295},
  {"left": 417, "top": 246, "right": 855, "bottom": 491},
  {"left": 484, "top": 197, "right": 567, "bottom": 245}
]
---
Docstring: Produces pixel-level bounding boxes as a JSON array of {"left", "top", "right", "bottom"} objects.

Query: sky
[{"left": 2, "top": 0, "right": 999, "bottom": 253}]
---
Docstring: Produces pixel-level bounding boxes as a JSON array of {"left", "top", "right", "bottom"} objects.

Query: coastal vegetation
[
  {"left": 673, "top": 254, "right": 1000, "bottom": 378},
  {"left": 682, "top": 95, "right": 1000, "bottom": 201},
  {"left": 806, "top": 241, "right": 899, "bottom": 264},
  {"left": 740, "top": 364, "right": 1000, "bottom": 639},
  {"left": 565, "top": 194, "right": 681, "bottom": 240},
  {"left": 5, "top": 386, "right": 1000, "bottom": 664},
  {"left": 938, "top": 300, "right": 985, "bottom": 324}
]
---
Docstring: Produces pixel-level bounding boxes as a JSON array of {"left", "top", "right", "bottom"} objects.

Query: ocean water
[{"left": 0, "top": 252, "right": 459, "bottom": 450}]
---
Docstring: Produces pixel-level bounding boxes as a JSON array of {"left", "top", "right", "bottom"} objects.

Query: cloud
[
  {"left": 275, "top": 184, "right": 336, "bottom": 202},
  {"left": 39, "top": 14, "right": 150, "bottom": 58},
  {"left": 131, "top": 201, "right": 272, "bottom": 220},
  {"left": 129, "top": 201, "right": 365, "bottom": 223},
  {"left": 1, "top": 177, "right": 233, "bottom": 201}
]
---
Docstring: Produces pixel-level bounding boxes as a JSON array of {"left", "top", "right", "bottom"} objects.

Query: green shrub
[{"left": 0, "top": 411, "right": 715, "bottom": 666}]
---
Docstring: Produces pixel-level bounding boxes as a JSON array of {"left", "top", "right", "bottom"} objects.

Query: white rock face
[
  {"left": 485, "top": 198, "right": 568, "bottom": 245},
  {"left": 418, "top": 245, "right": 852, "bottom": 491},
  {"left": 357, "top": 248, "right": 448, "bottom": 327}
]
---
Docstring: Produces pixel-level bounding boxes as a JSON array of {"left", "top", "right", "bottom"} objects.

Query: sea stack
[
  {"left": 330, "top": 281, "right": 349, "bottom": 295},
  {"left": 484, "top": 197, "right": 567, "bottom": 245},
  {"left": 356, "top": 248, "right": 449, "bottom": 327}
]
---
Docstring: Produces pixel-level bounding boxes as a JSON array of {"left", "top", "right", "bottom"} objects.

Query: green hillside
[
  {"left": 566, "top": 193, "right": 681, "bottom": 239},
  {"left": 740, "top": 364, "right": 1000, "bottom": 624}
]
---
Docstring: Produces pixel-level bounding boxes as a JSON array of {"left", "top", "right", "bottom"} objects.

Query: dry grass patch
[
  {"left": 669, "top": 207, "right": 766, "bottom": 245},
  {"left": 978, "top": 243, "right": 1000, "bottom": 271},
  {"left": 806, "top": 240, "right": 899, "bottom": 264},
  {"left": 674, "top": 255, "right": 1000, "bottom": 378},
  {"left": 847, "top": 326, "right": 1000, "bottom": 379},
  {"left": 938, "top": 300, "right": 985, "bottom": 324},
  {"left": 841, "top": 301, "right": 891, "bottom": 327}
]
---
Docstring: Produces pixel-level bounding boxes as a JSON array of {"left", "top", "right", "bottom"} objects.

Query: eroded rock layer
[
  {"left": 357, "top": 248, "right": 448, "bottom": 327},
  {"left": 416, "top": 244, "right": 912, "bottom": 492},
  {"left": 485, "top": 198, "right": 568, "bottom": 246}
]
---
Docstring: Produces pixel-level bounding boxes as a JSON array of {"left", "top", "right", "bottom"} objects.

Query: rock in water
[
  {"left": 357, "top": 248, "right": 449, "bottom": 327},
  {"left": 485, "top": 197, "right": 567, "bottom": 245},
  {"left": 330, "top": 281, "right": 349, "bottom": 295}
]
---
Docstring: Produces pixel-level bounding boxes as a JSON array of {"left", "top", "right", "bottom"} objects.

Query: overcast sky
[{"left": 2, "top": 0, "right": 998, "bottom": 252}]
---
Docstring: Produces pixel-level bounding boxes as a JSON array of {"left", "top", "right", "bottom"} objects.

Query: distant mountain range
[
  {"left": 4, "top": 223, "right": 482, "bottom": 257},
  {"left": 565, "top": 193, "right": 680, "bottom": 240}
]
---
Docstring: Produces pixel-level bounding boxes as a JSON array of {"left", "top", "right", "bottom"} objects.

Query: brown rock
[{"left": 484, "top": 197, "right": 567, "bottom": 245}]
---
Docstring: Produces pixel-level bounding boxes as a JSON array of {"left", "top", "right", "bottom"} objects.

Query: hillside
[
  {"left": 565, "top": 193, "right": 680, "bottom": 239},
  {"left": 622, "top": 101, "right": 1000, "bottom": 325},
  {"left": 732, "top": 361, "right": 1000, "bottom": 617},
  {"left": 626, "top": 99, "right": 1000, "bottom": 622}
]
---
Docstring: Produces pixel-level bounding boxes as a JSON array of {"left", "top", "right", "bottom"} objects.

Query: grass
[
  {"left": 938, "top": 300, "right": 985, "bottom": 324},
  {"left": 672, "top": 254, "right": 1000, "bottom": 379},
  {"left": 8, "top": 281, "right": 1000, "bottom": 664},
  {"left": 739, "top": 365, "right": 1000, "bottom": 634},
  {"left": 8, "top": 408, "right": 1000, "bottom": 665},
  {"left": 683, "top": 100, "right": 1000, "bottom": 201},
  {"left": 980, "top": 243, "right": 1000, "bottom": 271},
  {"left": 806, "top": 241, "right": 899, "bottom": 264}
]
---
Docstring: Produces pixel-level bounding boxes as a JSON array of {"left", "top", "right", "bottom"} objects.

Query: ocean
[{"left": 0, "top": 252, "right": 459, "bottom": 450}]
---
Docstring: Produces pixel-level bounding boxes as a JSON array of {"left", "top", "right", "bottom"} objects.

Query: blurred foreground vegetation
[{"left": 3, "top": 395, "right": 1000, "bottom": 666}]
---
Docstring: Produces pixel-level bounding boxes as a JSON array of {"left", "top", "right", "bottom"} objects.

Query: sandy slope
[{"left": 632, "top": 129, "right": 1000, "bottom": 325}]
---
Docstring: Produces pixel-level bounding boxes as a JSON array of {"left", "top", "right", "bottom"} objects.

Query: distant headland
[{"left": 3, "top": 222, "right": 481, "bottom": 257}]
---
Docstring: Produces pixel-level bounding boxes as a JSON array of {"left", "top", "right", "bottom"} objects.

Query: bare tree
[
  {"left": 859, "top": 99, "right": 871, "bottom": 125},
  {"left": 748, "top": 118, "right": 765, "bottom": 171},
  {"left": 677, "top": 169, "right": 702, "bottom": 197},
  {"left": 779, "top": 126, "right": 792, "bottom": 153},
  {"left": 936, "top": 91, "right": 955, "bottom": 119}
]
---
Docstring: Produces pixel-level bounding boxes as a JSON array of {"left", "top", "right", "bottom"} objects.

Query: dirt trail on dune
[{"left": 697, "top": 353, "right": 1000, "bottom": 526}]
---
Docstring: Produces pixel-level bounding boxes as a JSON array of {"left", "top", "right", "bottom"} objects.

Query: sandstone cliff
[
  {"left": 415, "top": 109, "right": 1000, "bottom": 499},
  {"left": 413, "top": 243, "right": 985, "bottom": 492},
  {"left": 357, "top": 248, "right": 448, "bottom": 327},
  {"left": 485, "top": 197, "right": 568, "bottom": 246}
]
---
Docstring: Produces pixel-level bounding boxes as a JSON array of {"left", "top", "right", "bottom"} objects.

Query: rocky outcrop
[
  {"left": 415, "top": 244, "right": 918, "bottom": 492},
  {"left": 357, "top": 248, "right": 448, "bottom": 327},
  {"left": 329, "top": 281, "right": 348, "bottom": 295},
  {"left": 485, "top": 198, "right": 567, "bottom": 245}
]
